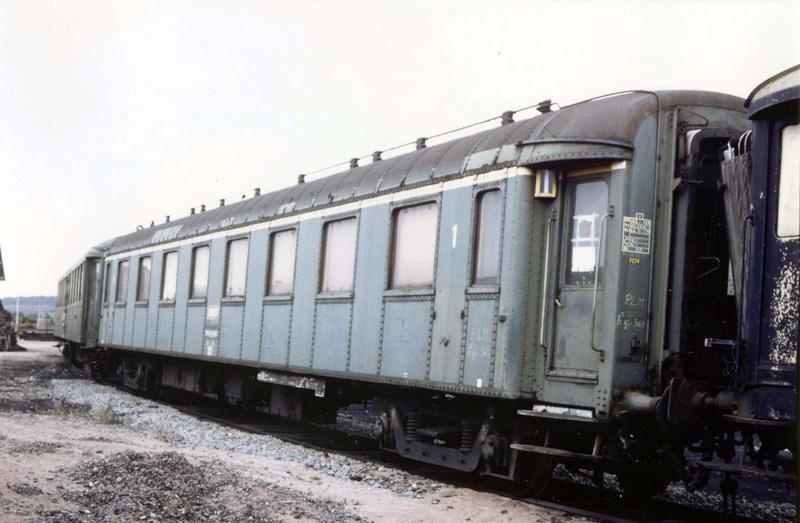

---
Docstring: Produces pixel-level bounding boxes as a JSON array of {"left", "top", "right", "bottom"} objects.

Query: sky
[{"left": 0, "top": 0, "right": 798, "bottom": 297}]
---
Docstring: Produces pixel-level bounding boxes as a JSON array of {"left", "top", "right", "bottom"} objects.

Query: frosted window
[
  {"left": 225, "top": 238, "right": 249, "bottom": 297},
  {"left": 391, "top": 202, "right": 438, "bottom": 289},
  {"left": 137, "top": 257, "right": 151, "bottom": 301},
  {"left": 473, "top": 190, "right": 503, "bottom": 285},
  {"left": 116, "top": 260, "right": 129, "bottom": 302},
  {"left": 778, "top": 124, "right": 799, "bottom": 238},
  {"left": 321, "top": 218, "right": 357, "bottom": 292},
  {"left": 565, "top": 180, "right": 608, "bottom": 286},
  {"left": 191, "top": 245, "right": 210, "bottom": 299},
  {"left": 161, "top": 251, "right": 178, "bottom": 301},
  {"left": 268, "top": 229, "right": 296, "bottom": 295}
]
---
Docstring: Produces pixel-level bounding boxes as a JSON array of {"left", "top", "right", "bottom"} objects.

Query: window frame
[
  {"left": 388, "top": 199, "right": 440, "bottom": 291},
  {"left": 560, "top": 174, "right": 610, "bottom": 289},
  {"left": 318, "top": 216, "right": 358, "bottom": 295},
  {"left": 160, "top": 250, "right": 179, "bottom": 302},
  {"left": 189, "top": 244, "right": 211, "bottom": 300},
  {"left": 266, "top": 227, "right": 298, "bottom": 297},
  {"left": 470, "top": 188, "right": 504, "bottom": 288},
  {"left": 136, "top": 256, "right": 152, "bottom": 303},
  {"left": 115, "top": 259, "right": 130, "bottom": 304},
  {"left": 223, "top": 236, "right": 249, "bottom": 299}
]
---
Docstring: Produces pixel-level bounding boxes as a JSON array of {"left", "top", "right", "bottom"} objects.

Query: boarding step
[
  {"left": 517, "top": 409, "right": 606, "bottom": 424},
  {"left": 510, "top": 443, "right": 613, "bottom": 463},
  {"left": 693, "top": 460, "right": 797, "bottom": 483}
]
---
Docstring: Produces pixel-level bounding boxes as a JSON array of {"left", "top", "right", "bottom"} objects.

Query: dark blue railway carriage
[{"left": 55, "top": 81, "right": 796, "bottom": 500}]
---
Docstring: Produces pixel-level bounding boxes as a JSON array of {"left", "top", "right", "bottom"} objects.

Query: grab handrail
[{"left": 590, "top": 206, "right": 614, "bottom": 362}]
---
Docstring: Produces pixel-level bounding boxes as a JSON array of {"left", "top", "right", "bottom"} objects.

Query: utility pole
[{"left": 15, "top": 296, "right": 19, "bottom": 330}]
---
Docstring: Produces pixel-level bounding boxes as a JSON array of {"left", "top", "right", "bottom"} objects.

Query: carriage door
[{"left": 548, "top": 172, "right": 610, "bottom": 381}]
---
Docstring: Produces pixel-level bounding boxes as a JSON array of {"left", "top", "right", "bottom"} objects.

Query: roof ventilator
[
  {"left": 165, "top": 215, "right": 170, "bottom": 223},
  {"left": 297, "top": 174, "right": 306, "bottom": 184},
  {"left": 190, "top": 207, "right": 195, "bottom": 215},
  {"left": 349, "top": 158, "right": 359, "bottom": 169},
  {"left": 416, "top": 137, "right": 427, "bottom": 150},
  {"left": 373, "top": 151, "right": 382, "bottom": 162},
  {"left": 501, "top": 111, "right": 515, "bottom": 125},
  {"left": 536, "top": 99, "right": 553, "bottom": 114},
  {"left": 254, "top": 188, "right": 261, "bottom": 196},
  {"left": 219, "top": 199, "right": 225, "bottom": 207},
  {"left": 200, "top": 204, "right": 206, "bottom": 212}
]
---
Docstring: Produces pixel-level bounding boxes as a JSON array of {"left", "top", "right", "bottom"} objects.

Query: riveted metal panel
[
  {"left": 145, "top": 252, "right": 163, "bottom": 349},
  {"left": 463, "top": 298, "right": 498, "bottom": 388},
  {"left": 432, "top": 130, "right": 493, "bottom": 179},
  {"left": 429, "top": 184, "right": 474, "bottom": 383},
  {"left": 219, "top": 304, "right": 244, "bottom": 359},
  {"left": 172, "top": 244, "right": 192, "bottom": 353},
  {"left": 184, "top": 305, "right": 206, "bottom": 355},
  {"left": 260, "top": 303, "right": 292, "bottom": 364},
  {"left": 288, "top": 218, "right": 321, "bottom": 367},
  {"left": 312, "top": 301, "right": 351, "bottom": 372},
  {"left": 376, "top": 148, "right": 427, "bottom": 191},
  {"left": 155, "top": 306, "right": 174, "bottom": 350},
  {"left": 349, "top": 204, "right": 390, "bottom": 373},
  {"left": 241, "top": 229, "right": 268, "bottom": 362},
  {"left": 353, "top": 157, "right": 402, "bottom": 197},
  {"left": 380, "top": 299, "right": 433, "bottom": 380},
  {"left": 132, "top": 307, "right": 148, "bottom": 347}
]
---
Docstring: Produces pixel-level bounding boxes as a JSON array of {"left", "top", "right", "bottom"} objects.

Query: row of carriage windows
[
  {"left": 58, "top": 265, "right": 84, "bottom": 306},
  {"left": 106, "top": 190, "right": 504, "bottom": 304}
]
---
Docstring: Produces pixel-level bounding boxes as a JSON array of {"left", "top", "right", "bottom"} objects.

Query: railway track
[
  {"left": 68, "top": 362, "right": 771, "bottom": 522},
  {"left": 150, "top": 390, "right": 767, "bottom": 522}
]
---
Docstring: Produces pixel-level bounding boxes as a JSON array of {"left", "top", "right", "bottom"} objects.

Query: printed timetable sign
[{"left": 622, "top": 213, "right": 652, "bottom": 255}]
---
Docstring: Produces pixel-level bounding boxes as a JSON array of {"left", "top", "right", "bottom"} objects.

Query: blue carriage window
[
  {"left": 778, "top": 123, "right": 799, "bottom": 238},
  {"left": 267, "top": 229, "right": 296, "bottom": 296},
  {"left": 116, "top": 260, "right": 129, "bottom": 303},
  {"left": 137, "top": 257, "right": 151, "bottom": 302},
  {"left": 565, "top": 179, "right": 608, "bottom": 286},
  {"left": 161, "top": 251, "right": 178, "bottom": 301},
  {"left": 225, "top": 238, "right": 249, "bottom": 297},
  {"left": 190, "top": 245, "right": 210, "bottom": 299},
  {"left": 320, "top": 217, "right": 357, "bottom": 293},
  {"left": 473, "top": 189, "right": 502, "bottom": 285}
]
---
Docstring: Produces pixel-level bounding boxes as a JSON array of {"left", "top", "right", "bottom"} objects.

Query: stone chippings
[
  {"left": 50, "top": 379, "right": 443, "bottom": 498},
  {"left": 32, "top": 451, "right": 363, "bottom": 523}
]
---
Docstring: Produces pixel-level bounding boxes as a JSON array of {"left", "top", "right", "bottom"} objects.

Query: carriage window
[
  {"left": 137, "top": 257, "right": 151, "bottom": 301},
  {"left": 267, "top": 229, "right": 296, "bottom": 295},
  {"left": 190, "top": 245, "right": 210, "bottom": 299},
  {"left": 565, "top": 179, "right": 608, "bottom": 286},
  {"left": 116, "top": 260, "right": 129, "bottom": 302},
  {"left": 105, "top": 263, "right": 111, "bottom": 303},
  {"left": 391, "top": 202, "right": 438, "bottom": 289},
  {"left": 225, "top": 238, "right": 249, "bottom": 297},
  {"left": 161, "top": 251, "right": 178, "bottom": 301},
  {"left": 778, "top": 123, "right": 799, "bottom": 238},
  {"left": 473, "top": 190, "right": 502, "bottom": 285},
  {"left": 320, "top": 217, "right": 357, "bottom": 293}
]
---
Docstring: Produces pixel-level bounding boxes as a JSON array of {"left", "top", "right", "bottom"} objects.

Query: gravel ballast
[{"left": 50, "top": 379, "right": 443, "bottom": 498}]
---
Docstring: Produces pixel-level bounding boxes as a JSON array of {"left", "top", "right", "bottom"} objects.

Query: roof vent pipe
[
  {"left": 416, "top": 137, "right": 427, "bottom": 150},
  {"left": 349, "top": 158, "right": 359, "bottom": 169},
  {"left": 372, "top": 151, "right": 382, "bottom": 162},
  {"left": 254, "top": 188, "right": 260, "bottom": 196},
  {"left": 219, "top": 199, "right": 225, "bottom": 207},
  {"left": 200, "top": 204, "right": 206, "bottom": 212},
  {"left": 190, "top": 207, "right": 195, "bottom": 215},
  {"left": 150, "top": 221, "right": 155, "bottom": 227},
  {"left": 501, "top": 111, "right": 515, "bottom": 125},
  {"left": 536, "top": 99, "right": 553, "bottom": 114},
  {"left": 298, "top": 174, "right": 306, "bottom": 184},
  {"left": 165, "top": 215, "right": 170, "bottom": 223}
]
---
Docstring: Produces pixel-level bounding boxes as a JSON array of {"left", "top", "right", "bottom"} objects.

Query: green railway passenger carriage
[{"left": 56, "top": 82, "right": 797, "bottom": 499}]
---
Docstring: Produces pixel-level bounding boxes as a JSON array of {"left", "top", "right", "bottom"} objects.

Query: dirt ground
[{"left": 0, "top": 341, "right": 586, "bottom": 523}]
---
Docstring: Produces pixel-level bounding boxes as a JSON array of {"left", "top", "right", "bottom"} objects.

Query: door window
[
  {"left": 565, "top": 179, "right": 608, "bottom": 286},
  {"left": 778, "top": 123, "right": 799, "bottom": 238}
]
